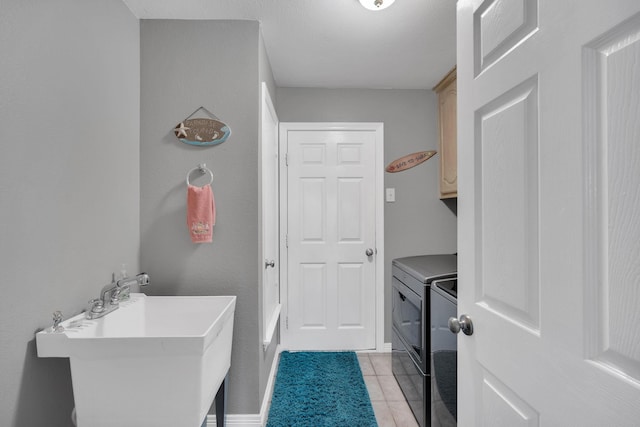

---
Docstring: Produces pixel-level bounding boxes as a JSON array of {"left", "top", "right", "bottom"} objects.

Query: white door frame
[
  {"left": 279, "top": 122, "right": 385, "bottom": 351},
  {"left": 260, "top": 82, "right": 280, "bottom": 351}
]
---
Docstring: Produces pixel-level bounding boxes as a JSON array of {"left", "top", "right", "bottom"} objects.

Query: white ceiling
[{"left": 122, "top": 0, "right": 457, "bottom": 90}]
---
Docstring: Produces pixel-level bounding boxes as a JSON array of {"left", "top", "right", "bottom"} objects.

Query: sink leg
[{"left": 215, "top": 374, "right": 228, "bottom": 427}]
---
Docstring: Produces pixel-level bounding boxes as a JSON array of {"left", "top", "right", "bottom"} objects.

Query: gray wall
[
  {"left": 0, "top": 0, "right": 140, "bottom": 425},
  {"left": 0, "top": 5, "right": 454, "bottom": 423},
  {"left": 140, "top": 20, "right": 272, "bottom": 415},
  {"left": 276, "top": 88, "right": 458, "bottom": 341}
]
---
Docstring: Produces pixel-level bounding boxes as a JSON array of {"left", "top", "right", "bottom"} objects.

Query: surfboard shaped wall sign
[
  {"left": 174, "top": 106, "right": 231, "bottom": 146},
  {"left": 385, "top": 150, "right": 436, "bottom": 173}
]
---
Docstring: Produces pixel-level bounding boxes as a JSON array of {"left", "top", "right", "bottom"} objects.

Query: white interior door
[
  {"left": 457, "top": 1, "right": 640, "bottom": 425},
  {"left": 280, "top": 123, "right": 383, "bottom": 350},
  {"left": 261, "top": 83, "right": 280, "bottom": 349}
]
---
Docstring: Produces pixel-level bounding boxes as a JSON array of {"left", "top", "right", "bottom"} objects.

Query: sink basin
[{"left": 36, "top": 293, "right": 236, "bottom": 427}]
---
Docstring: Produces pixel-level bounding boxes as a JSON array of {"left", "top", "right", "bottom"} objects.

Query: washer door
[
  {"left": 392, "top": 277, "right": 424, "bottom": 368},
  {"left": 431, "top": 281, "right": 457, "bottom": 424}
]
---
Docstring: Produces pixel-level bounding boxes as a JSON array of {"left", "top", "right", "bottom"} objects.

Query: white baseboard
[
  {"left": 204, "top": 413, "right": 263, "bottom": 426},
  {"left": 279, "top": 343, "right": 392, "bottom": 353},
  {"left": 355, "top": 342, "right": 392, "bottom": 353},
  {"left": 205, "top": 345, "right": 282, "bottom": 427}
]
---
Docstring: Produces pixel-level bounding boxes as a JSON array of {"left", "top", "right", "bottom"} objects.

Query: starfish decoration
[{"left": 174, "top": 122, "right": 190, "bottom": 138}]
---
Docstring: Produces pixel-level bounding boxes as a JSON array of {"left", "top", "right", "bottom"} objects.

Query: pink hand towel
[{"left": 187, "top": 184, "right": 216, "bottom": 243}]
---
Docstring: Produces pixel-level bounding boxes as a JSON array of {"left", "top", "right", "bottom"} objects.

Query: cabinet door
[{"left": 435, "top": 69, "right": 458, "bottom": 199}]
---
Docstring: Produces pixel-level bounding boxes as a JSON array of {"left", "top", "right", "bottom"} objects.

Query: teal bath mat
[{"left": 266, "top": 351, "right": 377, "bottom": 427}]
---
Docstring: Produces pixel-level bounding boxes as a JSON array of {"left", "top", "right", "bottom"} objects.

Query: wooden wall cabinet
[{"left": 433, "top": 67, "right": 457, "bottom": 199}]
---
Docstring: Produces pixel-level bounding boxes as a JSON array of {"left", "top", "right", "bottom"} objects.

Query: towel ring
[{"left": 186, "top": 164, "right": 213, "bottom": 186}]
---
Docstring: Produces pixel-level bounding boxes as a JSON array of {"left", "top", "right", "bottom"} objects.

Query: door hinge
[
  {"left": 285, "top": 234, "right": 288, "bottom": 248},
  {"left": 285, "top": 153, "right": 288, "bottom": 166},
  {"left": 286, "top": 316, "right": 289, "bottom": 329}
]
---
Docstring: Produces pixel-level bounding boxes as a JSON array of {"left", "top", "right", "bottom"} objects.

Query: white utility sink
[{"left": 36, "top": 293, "right": 236, "bottom": 427}]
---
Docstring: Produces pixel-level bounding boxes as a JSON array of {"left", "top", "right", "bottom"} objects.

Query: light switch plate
[{"left": 386, "top": 188, "right": 396, "bottom": 202}]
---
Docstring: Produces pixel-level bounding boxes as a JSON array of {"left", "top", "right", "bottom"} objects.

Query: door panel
[
  {"left": 584, "top": 15, "right": 640, "bottom": 381},
  {"left": 458, "top": 0, "right": 640, "bottom": 425},
  {"left": 299, "top": 263, "right": 326, "bottom": 328},
  {"left": 476, "top": 76, "right": 540, "bottom": 333},
  {"left": 480, "top": 369, "right": 539, "bottom": 427},
  {"left": 474, "top": 0, "right": 538, "bottom": 75},
  {"left": 337, "top": 178, "right": 364, "bottom": 242},
  {"left": 282, "top": 125, "right": 380, "bottom": 350},
  {"left": 337, "top": 263, "right": 365, "bottom": 327},
  {"left": 300, "top": 178, "right": 325, "bottom": 241}
]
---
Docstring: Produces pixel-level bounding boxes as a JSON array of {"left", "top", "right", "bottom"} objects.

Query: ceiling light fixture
[{"left": 359, "top": 0, "right": 396, "bottom": 11}]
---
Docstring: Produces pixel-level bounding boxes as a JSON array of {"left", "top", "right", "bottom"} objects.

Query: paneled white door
[
  {"left": 457, "top": 1, "right": 640, "bottom": 425},
  {"left": 281, "top": 123, "right": 382, "bottom": 350},
  {"left": 261, "top": 83, "right": 280, "bottom": 349}
]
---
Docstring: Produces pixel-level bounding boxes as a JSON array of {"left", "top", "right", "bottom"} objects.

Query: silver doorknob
[
  {"left": 265, "top": 259, "right": 275, "bottom": 268},
  {"left": 448, "top": 314, "right": 473, "bottom": 336},
  {"left": 365, "top": 248, "right": 374, "bottom": 257}
]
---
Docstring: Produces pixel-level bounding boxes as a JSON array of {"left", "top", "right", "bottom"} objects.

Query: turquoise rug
[{"left": 266, "top": 351, "right": 377, "bottom": 427}]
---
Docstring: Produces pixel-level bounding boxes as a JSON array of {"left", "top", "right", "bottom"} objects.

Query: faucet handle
[
  {"left": 52, "top": 311, "right": 64, "bottom": 332},
  {"left": 110, "top": 292, "right": 120, "bottom": 305},
  {"left": 88, "top": 298, "right": 104, "bottom": 314},
  {"left": 111, "top": 285, "right": 130, "bottom": 303}
]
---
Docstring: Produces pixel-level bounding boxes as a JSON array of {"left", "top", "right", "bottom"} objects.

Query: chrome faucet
[{"left": 86, "top": 273, "right": 150, "bottom": 319}]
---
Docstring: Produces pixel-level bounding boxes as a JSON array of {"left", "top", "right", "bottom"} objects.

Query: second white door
[
  {"left": 457, "top": 0, "right": 640, "bottom": 425},
  {"left": 281, "top": 123, "right": 381, "bottom": 350}
]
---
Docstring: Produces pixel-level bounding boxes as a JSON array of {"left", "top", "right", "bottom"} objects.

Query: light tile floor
[{"left": 358, "top": 353, "right": 419, "bottom": 427}]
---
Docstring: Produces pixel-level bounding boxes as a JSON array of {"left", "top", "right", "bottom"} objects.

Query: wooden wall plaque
[
  {"left": 174, "top": 106, "right": 231, "bottom": 146},
  {"left": 385, "top": 150, "right": 436, "bottom": 173}
]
